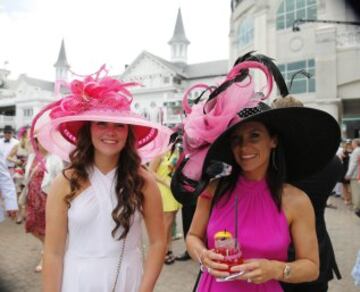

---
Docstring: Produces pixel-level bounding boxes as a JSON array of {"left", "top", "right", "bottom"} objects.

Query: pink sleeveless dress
[{"left": 197, "top": 177, "right": 291, "bottom": 292}]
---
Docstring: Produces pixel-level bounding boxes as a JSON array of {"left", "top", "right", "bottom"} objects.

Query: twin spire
[
  {"left": 54, "top": 7, "right": 189, "bottom": 84},
  {"left": 54, "top": 39, "right": 69, "bottom": 83},
  {"left": 54, "top": 39, "right": 70, "bottom": 68},
  {"left": 168, "top": 8, "right": 190, "bottom": 45},
  {"left": 168, "top": 8, "right": 190, "bottom": 64}
]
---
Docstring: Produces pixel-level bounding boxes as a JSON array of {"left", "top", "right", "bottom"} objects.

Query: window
[
  {"left": 237, "top": 17, "right": 254, "bottom": 49},
  {"left": 279, "top": 59, "right": 315, "bottom": 94},
  {"left": 276, "top": 0, "right": 317, "bottom": 30},
  {"left": 23, "top": 108, "right": 33, "bottom": 117},
  {"left": 166, "top": 104, "right": 183, "bottom": 119},
  {"left": 172, "top": 77, "right": 182, "bottom": 85}
]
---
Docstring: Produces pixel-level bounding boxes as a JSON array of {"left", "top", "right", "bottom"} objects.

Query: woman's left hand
[{"left": 230, "top": 259, "right": 277, "bottom": 284}]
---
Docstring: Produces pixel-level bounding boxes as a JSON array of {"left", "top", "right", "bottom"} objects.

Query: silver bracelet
[{"left": 197, "top": 248, "right": 207, "bottom": 272}]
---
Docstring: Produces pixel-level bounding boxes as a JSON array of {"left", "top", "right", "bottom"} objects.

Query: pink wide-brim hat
[
  {"left": 36, "top": 109, "right": 172, "bottom": 163},
  {"left": 31, "top": 66, "right": 172, "bottom": 164}
]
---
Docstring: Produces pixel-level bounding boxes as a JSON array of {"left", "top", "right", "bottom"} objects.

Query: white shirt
[
  {"left": 0, "top": 137, "right": 19, "bottom": 167},
  {"left": 346, "top": 146, "right": 360, "bottom": 180},
  {"left": 0, "top": 152, "right": 18, "bottom": 222}
]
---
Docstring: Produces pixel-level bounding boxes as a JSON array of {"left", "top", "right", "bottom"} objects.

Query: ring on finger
[{"left": 247, "top": 278, "right": 252, "bottom": 283}]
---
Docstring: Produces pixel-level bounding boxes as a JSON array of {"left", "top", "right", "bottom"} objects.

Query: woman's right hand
[{"left": 200, "top": 249, "right": 230, "bottom": 278}]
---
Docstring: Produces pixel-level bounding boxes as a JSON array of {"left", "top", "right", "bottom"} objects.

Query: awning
[{"left": 342, "top": 116, "right": 360, "bottom": 122}]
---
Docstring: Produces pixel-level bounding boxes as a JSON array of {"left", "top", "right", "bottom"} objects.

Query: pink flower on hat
[{"left": 50, "top": 75, "right": 140, "bottom": 119}]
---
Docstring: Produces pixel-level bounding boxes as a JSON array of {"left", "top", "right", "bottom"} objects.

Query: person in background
[
  {"left": 7, "top": 126, "right": 30, "bottom": 223},
  {"left": 149, "top": 149, "right": 182, "bottom": 265},
  {"left": 272, "top": 96, "right": 342, "bottom": 292},
  {"left": 0, "top": 125, "right": 19, "bottom": 174},
  {"left": 24, "top": 136, "right": 63, "bottom": 272},
  {"left": 345, "top": 138, "right": 360, "bottom": 217},
  {"left": 337, "top": 140, "right": 353, "bottom": 206},
  {"left": 0, "top": 151, "right": 18, "bottom": 222},
  {"left": 175, "top": 142, "right": 195, "bottom": 262}
]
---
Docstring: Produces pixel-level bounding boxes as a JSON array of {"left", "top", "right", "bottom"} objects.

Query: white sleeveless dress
[{"left": 61, "top": 167, "right": 143, "bottom": 292}]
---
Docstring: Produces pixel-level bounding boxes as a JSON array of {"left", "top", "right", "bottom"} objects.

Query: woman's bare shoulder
[
  {"left": 47, "top": 171, "right": 71, "bottom": 199},
  {"left": 282, "top": 183, "right": 305, "bottom": 195},
  {"left": 139, "top": 167, "right": 157, "bottom": 187},
  {"left": 51, "top": 168, "right": 91, "bottom": 198},
  {"left": 282, "top": 183, "right": 313, "bottom": 215}
]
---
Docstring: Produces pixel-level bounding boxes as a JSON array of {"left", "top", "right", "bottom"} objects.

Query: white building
[
  {"left": 230, "top": 0, "right": 360, "bottom": 138},
  {"left": 120, "top": 8, "right": 228, "bottom": 127},
  {"left": 0, "top": 69, "right": 55, "bottom": 130}
]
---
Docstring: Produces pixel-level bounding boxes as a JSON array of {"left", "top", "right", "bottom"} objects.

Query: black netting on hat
[{"left": 238, "top": 102, "right": 270, "bottom": 119}]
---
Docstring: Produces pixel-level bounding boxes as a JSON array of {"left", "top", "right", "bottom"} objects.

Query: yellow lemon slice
[{"left": 214, "top": 230, "right": 233, "bottom": 240}]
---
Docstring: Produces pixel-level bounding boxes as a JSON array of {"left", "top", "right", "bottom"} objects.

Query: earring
[{"left": 272, "top": 149, "right": 278, "bottom": 171}]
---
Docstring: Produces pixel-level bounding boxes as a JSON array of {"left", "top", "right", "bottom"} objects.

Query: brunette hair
[
  {"left": 211, "top": 122, "right": 286, "bottom": 212},
  {"left": 63, "top": 122, "right": 145, "bottom": 240}
]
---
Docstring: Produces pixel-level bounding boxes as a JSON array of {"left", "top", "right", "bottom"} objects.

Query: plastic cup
[{"left": 214, "top": 237, "right": 243, "bottom": 273}]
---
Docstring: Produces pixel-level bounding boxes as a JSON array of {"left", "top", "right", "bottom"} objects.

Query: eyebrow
[{"left": 233, "top": 127, "right": 263, "bottom": 135}]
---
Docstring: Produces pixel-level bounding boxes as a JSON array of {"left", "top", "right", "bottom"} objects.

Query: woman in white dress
[{"left": 31, "top": 67, "right": 172, "bottom": 292}]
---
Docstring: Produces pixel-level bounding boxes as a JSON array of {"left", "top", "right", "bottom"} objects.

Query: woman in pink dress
[
  {"left": 25, "top": 153, "right": 46, "bottom": 238},
  {"left": 171, "top": 53, "right": 340, "bottom": 291}
]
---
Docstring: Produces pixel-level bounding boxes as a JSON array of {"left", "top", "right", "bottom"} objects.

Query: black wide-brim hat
[{"left": 202, "top": 104, "right": 341, "bottom": 182}]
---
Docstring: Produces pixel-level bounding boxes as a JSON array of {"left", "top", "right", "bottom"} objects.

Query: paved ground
[{"left": 0, "top": 196, "right": 359, "bottom": 292}]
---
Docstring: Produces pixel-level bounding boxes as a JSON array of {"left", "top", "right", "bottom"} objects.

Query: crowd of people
[
  {"left": 0, "top": 54, "right": 359, "bottom": 291},
  {"left": 0, "top": 125, "right": 64, "bottom": 272}
]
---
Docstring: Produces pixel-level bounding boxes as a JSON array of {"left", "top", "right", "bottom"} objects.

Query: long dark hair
[
  {"left": 63, "top": 122, "right": 145, "bottom": 240},
  {"left": 211, "top": 122, "right": 287, "bottom": 211}
]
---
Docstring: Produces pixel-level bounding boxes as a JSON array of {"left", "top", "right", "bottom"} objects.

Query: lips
[
  {"left": 241, "top": 154, "right": 256, "bottom": 160},
  {"left": 101, "top": 139, "right": 118, "bottom": 144}
]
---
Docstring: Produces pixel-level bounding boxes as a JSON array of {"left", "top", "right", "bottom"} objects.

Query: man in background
[
  {"left": 0, "top": 151, "right": 18, "bottom": 222},
  {"left": 0, "top": 125, "right": 19, "bottom": 174}
]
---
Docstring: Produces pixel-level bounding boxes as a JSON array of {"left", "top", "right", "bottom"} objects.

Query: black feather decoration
[{"left": 233, "top": 51, "right": 289, "bottom": 98}]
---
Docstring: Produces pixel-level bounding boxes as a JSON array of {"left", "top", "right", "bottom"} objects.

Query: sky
[{"left": 0, "top": 0, "right": 231, "bottom": 81}]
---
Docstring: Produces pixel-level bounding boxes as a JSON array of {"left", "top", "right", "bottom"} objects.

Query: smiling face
[
  {"left": 230, "top": 121, "right": 277, "bottom": 180},
  {"left": 90, "top": 122, "right": 129, "bottom": 160}
]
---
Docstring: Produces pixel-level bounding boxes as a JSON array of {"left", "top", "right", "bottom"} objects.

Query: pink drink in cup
[{"left": 214, "top": 230, "right": 243, "bottom": 273}]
